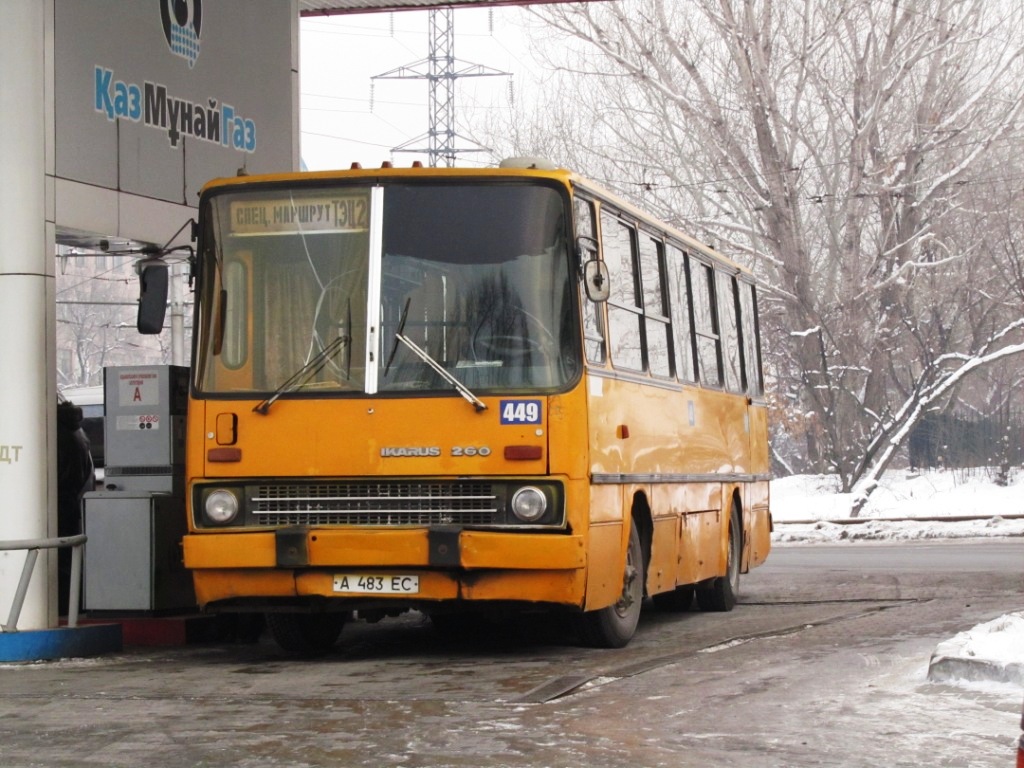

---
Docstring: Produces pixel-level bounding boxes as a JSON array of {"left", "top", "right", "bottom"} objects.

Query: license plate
[{"left": 332, "top": 574, "right": 419, "bottom": 595}]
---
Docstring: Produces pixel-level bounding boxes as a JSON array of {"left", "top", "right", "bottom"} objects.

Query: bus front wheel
[
  {"left": 265, "top": 611, "right": 346, "bottom": 656},
  {"left": 578, "top": 522, "right": 644, "bottom": 648}
]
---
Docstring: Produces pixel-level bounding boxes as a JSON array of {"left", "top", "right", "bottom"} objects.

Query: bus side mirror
[
  {"left": 583, "top": 259, "right": 609, "bottom": 303},
  {"left": 137, "top": 262, "right": 169, "bottom": 334}
]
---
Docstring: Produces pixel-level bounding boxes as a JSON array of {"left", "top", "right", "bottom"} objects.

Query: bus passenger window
[
  {"left": 716, "top": 271, "right": 743, "bottom": 393},
  {"left": 691, "top": 261, "right": 722, "bottom": 387},
  {"left": 739, "top": 281, "right": 764, "bottom": 395},
  {"left": 575, "top": 197, "right": 605, "bottom": 365},
  {"left": 639, "top": 234, "right": 671, "bottom": 378},
  {"left": 602, "top": 213, "right": 644, "bottom": 372},
  {"left": 666, "top": 245, "right": 695, "bottom": 382}
]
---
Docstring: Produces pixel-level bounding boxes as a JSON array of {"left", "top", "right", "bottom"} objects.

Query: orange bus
[{"left": 149, "top": 158, "right": 771, "bottom": 654}]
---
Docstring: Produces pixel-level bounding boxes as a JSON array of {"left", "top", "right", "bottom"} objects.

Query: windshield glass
[{"left": 194, "top": 181, "right": 579, "bottom": 397}]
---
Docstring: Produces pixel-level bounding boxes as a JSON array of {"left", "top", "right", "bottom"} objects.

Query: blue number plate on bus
[{"left": 500, "top": 400, "right": 542, "bottom": 425}]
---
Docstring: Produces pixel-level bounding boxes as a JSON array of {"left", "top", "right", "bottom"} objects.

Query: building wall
[{"left": 52, "top": 0, "right": 298, "bottom": 250}]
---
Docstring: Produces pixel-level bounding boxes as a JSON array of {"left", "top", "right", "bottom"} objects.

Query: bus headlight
[
  {"left": 510, "top": 486, "right": 547, "bottom": 523},
  {"left": 205, "top": 489, "right": 240, "bottom": 525}
]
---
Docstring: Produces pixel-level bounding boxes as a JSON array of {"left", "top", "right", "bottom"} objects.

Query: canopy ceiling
[{"left": 300, "top": 0, "right": 593, "bottom": 14}]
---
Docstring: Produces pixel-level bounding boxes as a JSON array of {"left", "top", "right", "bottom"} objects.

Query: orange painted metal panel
[
  {"left": 587, "top": 375, "right": 752, "bottom": 477},
  {"left": 460, "top": 531, "right": 585, "bottom": 570},
  {"left": 193, "top": 570, "right": 297, "bottom": 607},
  {"left": 195, "top": 396, "right": 547, "bottom": 480},
  {"left": 184, "top": 532, "right": 277, "bottom": 568},
  {"left": 648, "top": 516, "right": 678, "bottom": 595},
  {"left": 681, "top": 510, "right": 725, "bottom": 585},
  {"left": 588, "top": 484, "right": 623, "bottom": 525},
  {"left": 306, "top": 530, "right": 431, "bottom": 567},
  {"left": 583, "top": 521, "right": 624, "bottom": 610},
  {"left": 459, "top": 569, "right": 584, "bottom": 604},
  {"left": 748, "top": 404, "right": 771, "bottom": 474},
  {"left": 545, "top": 388, "right": 591, "bottom": 482},
  {"left": 747, "top": 483, "right": 772, "bottom": 569}
]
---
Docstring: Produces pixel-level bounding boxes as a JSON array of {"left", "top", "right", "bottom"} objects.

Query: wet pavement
[{"left": 2, "top": 540, "right": 1022, "bottom": 767}]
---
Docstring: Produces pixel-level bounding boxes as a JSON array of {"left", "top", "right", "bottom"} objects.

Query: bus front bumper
[{"left": 183, "top": 528, "right": 587, "bottom": 608}]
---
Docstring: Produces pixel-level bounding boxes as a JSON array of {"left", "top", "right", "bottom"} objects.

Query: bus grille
[{"left": 250, "top": 481, "right": 501, "bottom": 527}]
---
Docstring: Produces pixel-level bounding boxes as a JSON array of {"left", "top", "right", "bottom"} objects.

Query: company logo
[
  {"left": 380, "top": 447, "right": 441, "bottom": 458},
  {"left": 95, "top": 67, "right": 257, "bottom": 153},
  {"left": 161, "top": 0, "right": 202, "bottom": 69}
]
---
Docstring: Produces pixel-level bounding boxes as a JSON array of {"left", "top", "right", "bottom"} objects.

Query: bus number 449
[{"left": 500, "top": 400, "right": 542, "bottom": 425}]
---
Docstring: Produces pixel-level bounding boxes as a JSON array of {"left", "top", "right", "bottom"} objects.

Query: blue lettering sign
[{"left": 93, "top": 66, "right": 256, "bottom": 154}]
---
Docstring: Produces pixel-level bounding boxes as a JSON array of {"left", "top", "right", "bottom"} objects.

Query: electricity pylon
[{"left": 372, "top": 8, "right": 508, "bottom": 167}]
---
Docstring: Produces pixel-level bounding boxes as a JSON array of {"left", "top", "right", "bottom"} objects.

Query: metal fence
[
  {"left": 909, "top": 411, "right": 1024, "bottom": 474},
  {"left": 0, "top": 534, "right": 86, "bottom": 632}
]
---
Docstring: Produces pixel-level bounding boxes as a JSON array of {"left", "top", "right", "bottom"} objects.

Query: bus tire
[
  {"left": 265, "top": 611, "right": 346, "bottom": 656},
  {"left": 578, "top": 521, "right": 644, "bottom": 648},
  {"left": 696, "top": 505, "right": 740, "bottom": 612}
]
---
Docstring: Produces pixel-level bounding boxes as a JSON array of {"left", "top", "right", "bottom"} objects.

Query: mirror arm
[{"left": 575, "top": 235, "right": 599, "bottom": 278}]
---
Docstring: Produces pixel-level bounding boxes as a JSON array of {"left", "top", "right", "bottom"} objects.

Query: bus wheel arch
[
  {"left": 630, "top": 491, "right": 653, "bottom": 597},
  {"left": 577, "top": 505, "right": 646, "bottom": 648}
]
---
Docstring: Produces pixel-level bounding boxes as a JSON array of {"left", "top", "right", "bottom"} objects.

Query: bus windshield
[{"left": 195, "top": 181, "right": 579, "bottom": 397}]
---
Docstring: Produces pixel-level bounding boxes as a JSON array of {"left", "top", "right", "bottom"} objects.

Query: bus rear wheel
[
  {"left": 265, "top": 611, "right": 346, "bottom": 656},
  {"left": 696, "top": 505, "right": 741, "bottom": 612},
  {"left": 578, "top": 522, "right": 644, "bottom": 648}
]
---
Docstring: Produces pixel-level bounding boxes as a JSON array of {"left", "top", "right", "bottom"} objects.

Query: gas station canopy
[{"left": 300, "top": 0, "right": 587, "bottom": 14}]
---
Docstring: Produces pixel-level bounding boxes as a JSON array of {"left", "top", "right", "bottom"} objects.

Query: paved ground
[{"left": 1, "top": 540, "right": 1021, "bottom": 767}]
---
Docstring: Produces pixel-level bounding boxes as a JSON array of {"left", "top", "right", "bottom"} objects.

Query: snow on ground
[
  {"left": 771, "top": 468, "right": 1024, "bottom": 692},
  {"left": 772, "top": 467, "right": 1024, "bottom": 542}
]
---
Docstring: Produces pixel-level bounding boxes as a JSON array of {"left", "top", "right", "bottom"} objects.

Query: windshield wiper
[
  {"left": 392, "top": 332, "right": 487, "bottom": 412},
  {"left": 253, "top": 335, "right": 351, "bottom": 415},
  {"left": 383, "top": 298, "right": 411, "bottom": 378}
]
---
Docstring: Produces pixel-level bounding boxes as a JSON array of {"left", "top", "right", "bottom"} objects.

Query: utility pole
[{"left": 372, "top": 8, "right": 508, "bottom": 167}]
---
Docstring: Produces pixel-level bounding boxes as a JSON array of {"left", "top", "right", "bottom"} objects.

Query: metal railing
[{"left": 1, "top": 534, "right": 86, "bottom": 632}]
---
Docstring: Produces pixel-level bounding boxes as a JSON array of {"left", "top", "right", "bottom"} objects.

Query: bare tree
[
  {"left": 486, "top": 0, "right": 1024, "bottom": 509},
  {"left": 56, "top": 253, "right": 173, "bottom": 386}
]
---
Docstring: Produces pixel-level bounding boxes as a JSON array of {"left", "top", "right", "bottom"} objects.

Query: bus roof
[{"left": 199, "top": 160, "right": 751, "bottom": 277}]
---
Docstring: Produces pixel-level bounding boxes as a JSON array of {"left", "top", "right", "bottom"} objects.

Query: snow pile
[{"left": 927, "top": 612, "right": 1024, "bottom": 688}]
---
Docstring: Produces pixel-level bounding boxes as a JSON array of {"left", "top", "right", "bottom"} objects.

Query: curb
[{"left": 0, "top": 623, "right": 122, "bottom": 663}]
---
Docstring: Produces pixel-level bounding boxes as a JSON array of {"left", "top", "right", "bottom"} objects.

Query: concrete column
[{"left": 0, "top": 1, "right": 56, "bottom": 629}]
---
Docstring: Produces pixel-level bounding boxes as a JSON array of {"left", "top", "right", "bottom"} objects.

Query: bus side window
[
  {"left": 715, "top": 270, "right": 743, "bottom": 393},
  {"left": 601, "top": 212, "right": 644, "bottom": 372},
  {"left": 739, "top": 281, "right": 765, "bottom": 396},
  {"left": 639, "top": 234, "right": 671, "bottom": 378},
  {"left": 666, "top": 245, "right": 696, "bottom": 383},
  {"left": 575, "top": 197, "right": 606, "bottom": 365},
  {"left": 691, "top": 260, "right": 723, "bottom": 387}
]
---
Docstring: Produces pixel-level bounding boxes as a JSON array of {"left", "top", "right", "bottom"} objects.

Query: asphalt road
[{"left": 1, "top": 539, "right": 1021, "bottom": 768}]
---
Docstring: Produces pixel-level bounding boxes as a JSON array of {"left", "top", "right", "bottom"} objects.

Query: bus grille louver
[{"left": 250, "top": 481, "right": 500, "bottom": 526}]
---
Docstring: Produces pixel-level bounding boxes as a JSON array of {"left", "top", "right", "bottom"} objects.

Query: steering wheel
[{"left": 473, "top": 313, "right": 556, "bottom": 363}]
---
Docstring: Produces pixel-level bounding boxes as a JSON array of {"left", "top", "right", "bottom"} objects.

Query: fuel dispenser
[{"left": 82, "top": 365, "right": 195, "bottom": 613}]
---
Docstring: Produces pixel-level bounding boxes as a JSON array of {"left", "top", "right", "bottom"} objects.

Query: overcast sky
[{"left": 299, "top": 7, "right": 542, "bottom": 171}]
